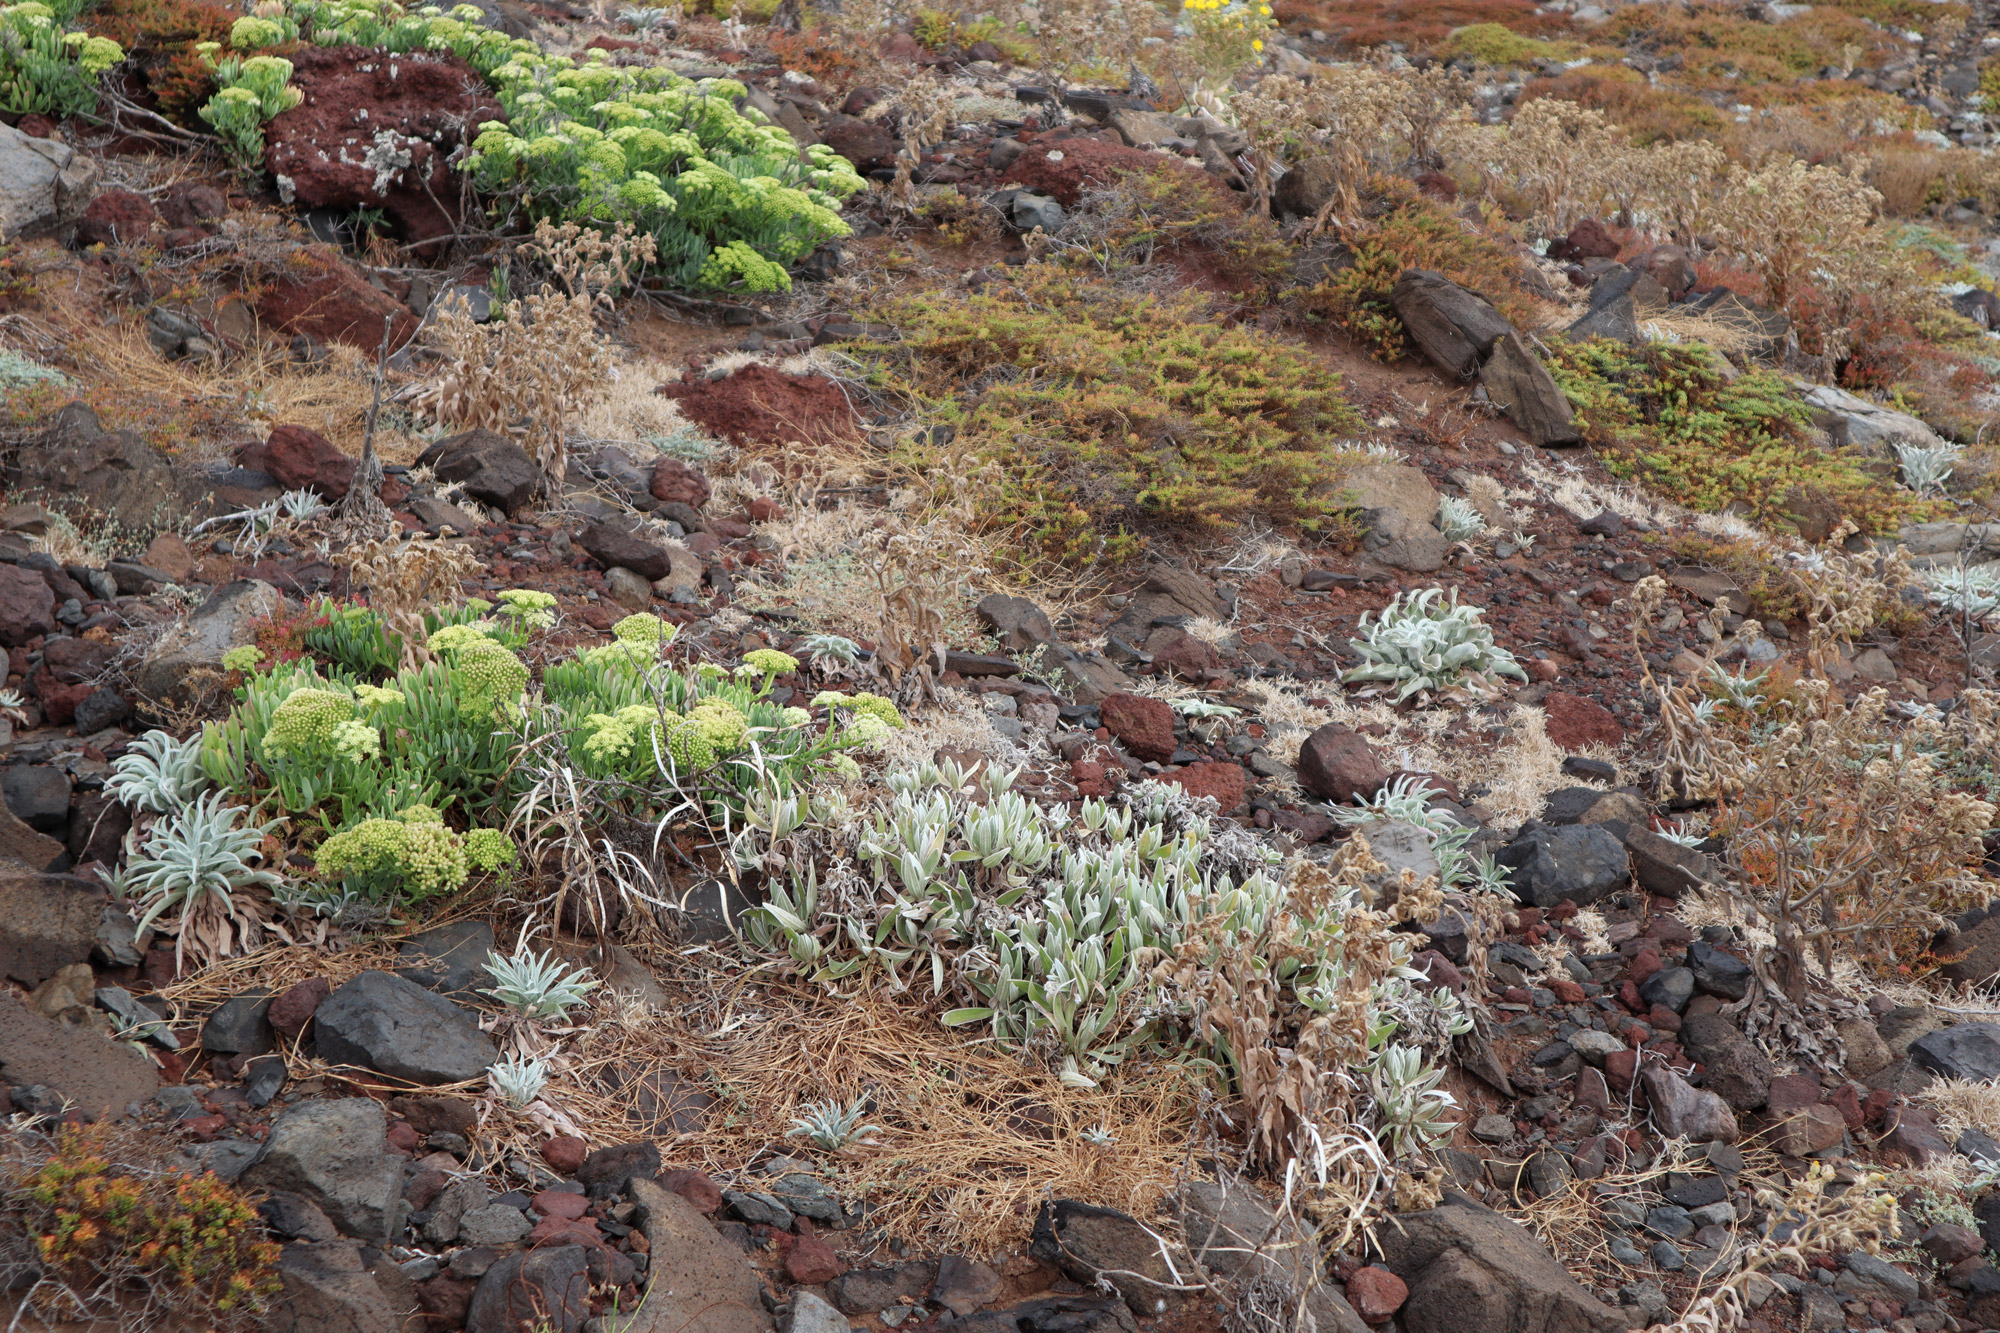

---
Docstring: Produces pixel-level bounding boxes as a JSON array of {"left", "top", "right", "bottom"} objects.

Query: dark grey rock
[
  {"left": 467, "top": 1245, "right": 592, "bottom": 1333},
  {"left": 1496, "top": 824, "right": 1629, "bottom": 908},
  {"left": 0, "top": 766, "right": 69, "bottom": 833},
  {"left": 269, "top": 1240, "right": 401, "bottom": 1333},
  {"left": 313, "top": 970, "right": 497, "bottom": 1085},
  {"left": 201, "top": 989, "right": 275, "bottom": 1055},
  {"left": 416, "top": 428, "right": 540, "bottom": 513},
  {"left": 1686, "top": 940, "right": 1751, "bottom": 1001},
  {"left": 1911, "top": 1023, "right": 2000, "bottom": 1083},
  {"left": 1638, "top": 967, "right": 1695, "bottom": 1014},
  {"left": 1371, "top": 1192, "right": 1626, "bottom": 1333},
  {"left": 394, "top": 920, "right": 495, "bottom": 997},
  {"left": 242, "top": 1099, "right": 407, "bottom": 1243}
]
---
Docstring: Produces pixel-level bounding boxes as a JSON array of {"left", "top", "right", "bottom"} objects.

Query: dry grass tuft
[
  {"left": 1918, "top": 1078, "right": 2000, "bottom": 1142},
  {"left": 542, "top": 980, "right": 1197, "bottom": 1253}
]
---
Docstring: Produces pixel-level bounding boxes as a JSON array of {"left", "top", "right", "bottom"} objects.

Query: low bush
[
  {"left": 1517, "top": 67, "right": 1726, "bottom": 144},
  {"left": 1546, "top": 338, "right": 1919, "bottom": 535},
  {"left": 1271, "top": 0, "right": 1563, "bottom": 56},
  {"left": 1440, "top": 20, "right": 1571, "bottom": 66},
  {"left": 15, "top": 1127, "right": 281, "bottom": 1326},
  {"left": 1605, "top": 4, "right": 1886, "bottom": 88},
  {"left": 867, "top": 266, "right": 1363, "bottom": 572}
]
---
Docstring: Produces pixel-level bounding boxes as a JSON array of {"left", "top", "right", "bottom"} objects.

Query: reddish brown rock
[
  {"left": 74, "top": 189, "right": 155, "bottom": 248},
  {"left": 1776, "top": 1104, "right": 1846, "bottom": 1157},
  {"left": 252, "top": 245, "right": 420, "bottom": 352},
  {"left": 1148, "top": 630, "right": 1221, "bottom": 680},
  {"left": 817, "top": 114, "right": 898, "bottom": 173},
  {"left": 532, "top": 1189, "right": 591, "bottom": 1220},
  {"left": 157, "top": 182, "right": 227, "bottom": 231},
  {"left": 650, "top": 457, "right": 712, "bottom": 508},
  {"left": 1542, "top": 691, "right": 1624, "bottom": 750},
  {"left": 1346, "top": 1267, "right": 1408, "bottom": 1323},
  {"left": 1296, "top": 724, "right": 1389, "bottom": 804},
  {"left": 264, "top": 47, "right": 503, "bottom": 257},
  {"left": 1099, "top": 692, "right": 1176, "bottom": 763},
  {"left": 0, "top": 565, "right": 56, "bottom": 648},
  {"left": 1764, "top": 1073, "right": 1821, "bottom": 1114},
  {"left": 786, "top": 1223, "right": 845, "bottom": 1284},
  {"left": 1167, "top": 761, "right": 1246, "bottom": 812},
  {"left": 660, "top": 1167, "right": 722, "bottom": 1214},
  {"left": 268, "top": 978, "right": 331, "bottom": 1039},
  {"left": 1550, "top": 217, "right": 1621, "bottom": 262},
  {"left": 385, "top": 1120, "right": 421, "bottom": 1154},
  {"left": 238, "top": 425, "right": 358, "bottom": 500},
  {"left": 541, "top": 1135, "right": 589, "bottom": 1175}
]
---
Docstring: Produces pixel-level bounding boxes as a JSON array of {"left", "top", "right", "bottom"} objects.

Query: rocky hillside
[{"left": 1, "top": 0, "right": 1999, "bottom": 1330}]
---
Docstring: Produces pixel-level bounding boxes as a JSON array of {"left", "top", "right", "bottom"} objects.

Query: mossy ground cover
[
  {"left": 861, "top": 267, "right": 1363, "bottom": 573},
  {"left": 1546, "top": 338, "right": 1922, "bottom": 535}
]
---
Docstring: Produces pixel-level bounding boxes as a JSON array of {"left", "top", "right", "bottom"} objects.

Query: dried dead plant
[
  {"left": 1715, "top": 683, "right": 1996, "bottom": 1003},
  {"left": 1624, "top": 574, "right": 1745, "bottom": 802},
  {"left": 548, "top": 979, "right": 1198, "bottom": 1253},
  {"left": 1652, "top": 1163, "right": 1898, "bottom": 1333},
  {"left": 417, "top": 220, "right": 654, "bottom": 497},
  {"left": 333, "top": 532, "right": 481, "bottom": 668},
  {"left": 888, "top": 68, "right": 955, "bottom": 214}
]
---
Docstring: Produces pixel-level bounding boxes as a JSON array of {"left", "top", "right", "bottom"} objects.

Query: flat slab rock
[{"left": 0, "top": 991, "right": 158, "bottom": 1120}]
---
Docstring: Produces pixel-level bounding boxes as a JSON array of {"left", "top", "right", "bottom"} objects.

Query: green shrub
[
  {"left": 0, "top": 1, "right": 125, "bottom": 118},
  {"left": 867, "top": 267, "right": 1364, "bottom": 573},
  {"left": 1546, "top": 337, "right": 1921, "bottom": 535}
]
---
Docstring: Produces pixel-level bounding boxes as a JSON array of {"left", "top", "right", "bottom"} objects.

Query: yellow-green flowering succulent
[
  {"left": 740, "top": 649, "right": 799, "bottom": 678},
  {"left": 496, "top": 588, "right": 558, "bottom": 630},
  {"left": 221, "top": 645, "right": 264, "bottom": 673},
  {"left": 314, "top": 806, "right": 471, "bottom": 900},
  {"left": 263, "top": 688, "right": 356, "bottom": 760}
]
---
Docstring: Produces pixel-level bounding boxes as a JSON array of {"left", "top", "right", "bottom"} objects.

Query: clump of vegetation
[
  {"left": 1440, "top": 20, "right": 1570, "bottom": 66},
  {"left": 1293, "top": 176, "right": 1543, "bottom": 360},
  {"left": 1546, "top": 338, "right": 1920, "bottom": 534},
  {"left": 13, "top": 1128, "right": 282, "bottom": 1326},
  {"left": 868, "top": 267, "right": 1363, "bottom": 572},
  {"left": 1343, "top": 587, "right": 1526, "bottom": 700},
  {"left": 739, "top": 759, "right": 1470, "bottom": 1179},
  {"left": 0, "top": 0, "right": 125, "bottom": 117}
]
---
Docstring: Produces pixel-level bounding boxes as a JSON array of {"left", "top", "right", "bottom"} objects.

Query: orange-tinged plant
[{"left": 19, "top": 1129, "right": 281, "bottom": 1319}]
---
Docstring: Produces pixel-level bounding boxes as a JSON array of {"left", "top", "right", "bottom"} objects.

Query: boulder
[
  {"left": 0, "top": 766, "right": 67, "bottom": 834},
  {"left": 1032, "top": 1200, "right": 1178, "bottom": 1318},
  {"left": 1678, "top": 1013, "right": 1771, "bottom": 1112},
  {"left": 235, "top": 425, "right": 358, "bottom": 500},
  {"left": 9, "top": 404, "right": 182, "bottom": 535},
  {"left": 1297, "top": 725, "right": 1390, "bottom": 804},
  {"left": 1103, "top": 565, "right": 1225, "bottom": 645},
  {"left": 1345, "top": 462, "right": 1446, "bottom": 572},
  {"left": 253, "top": 244, "right": 420, "bottom": 352},
  {"left": 818, "top": 115, "right": 898, "bottom": 173},
  {"left": 650, "top": 457, "right": 712, "bottom": 509},
  {"left": 267, "top": 1240, "right": 402, "bottom": 1333},
  {"left": 1911, "top": 1023, "right": 2000, "bottom": 1083},
  {"left": 1099, "top": 693, "right": 1176, "bottom": 764},
  {"left": 313, "top": 970, "right": 498, "bottom": 1085},
  {"left": 1391, "top": 270, "right": 1516, "bottom": 381},
  {"left": 1273, "top": 156, "right": 1339, "bottom": 220},
  {"left": 395, "top": 920, "right": 496, "bottom": 997},
  {"left": 618, "top": 1177, "right": 775, "bottom": 1333},
  {"left": 1548, "top": 218, "right": 1620, "bottom": 262},
  {"left": 74, "top": 188, "right": 156, "bottom": 248},
  {"left": 1686, "top": 287, "right": 1789, "bottom": 362},
  {"left": 133, "top": 579, "right": 286, "bottom": 703},
  {"left": 1640, "top": 245, "right": 1697, "bottom": 299},
  {"left": 1586, "top": 264, "right": 1667, "bottom": 315},
  {"left": 265, "top": 46, "right": 504, "bottom": 257},
  {"left": 1640, "top": 1064, "right": 1739, "bottom": 1142},
  {"left": 242, "top": 1099, "right": 408, "bottom": 1243},
  {"left": 1495, "top": 824, "right": 1629, "bottom": 908},
  {"left": 976, "top": 594, "right": 1055, "bottom": 653},
  {"left": 1798, "top": 381, "right": 1946, "bottom": 455},
  {"left": 1566, "top": 291, "right": 1640, "bottom": 345},
  {"left": 1686, "top": 940, "right": 1752, "bottom": 1001},
  {"left": 0, "top": 119, "right": 98, "bottom": 242},
  {"left": 468, "top": 1244, "right": 593, "bottom": 1333},
  {"left": 1370, "top": 1192, "right": 1625, "bottom": 1333},
  {"left": 0, "top": 566, "right": 54, "bottom": 650},
  {"left": 0, "top": 991, "right": 158, "bottom": 1119},
  {"left": 0, "top": 868, "right": 102, "bottom": 980},
  {"left": 1178, "top": 1181, "right": 1368, "bottom": 1333},
  {"left": 417, "top": 428, "right": 541, "bottom": 512},
  {"left": 578, "top": 523, "right": 673, "bottom": 581},
  {"left": 1480, "top": 333, "right": 1581, "bottom": 447}
]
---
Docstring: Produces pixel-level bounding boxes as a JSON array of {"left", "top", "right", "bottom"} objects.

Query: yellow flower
[{"left": 1252, "top": 37, "right": 1264, "bottom": 48}]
